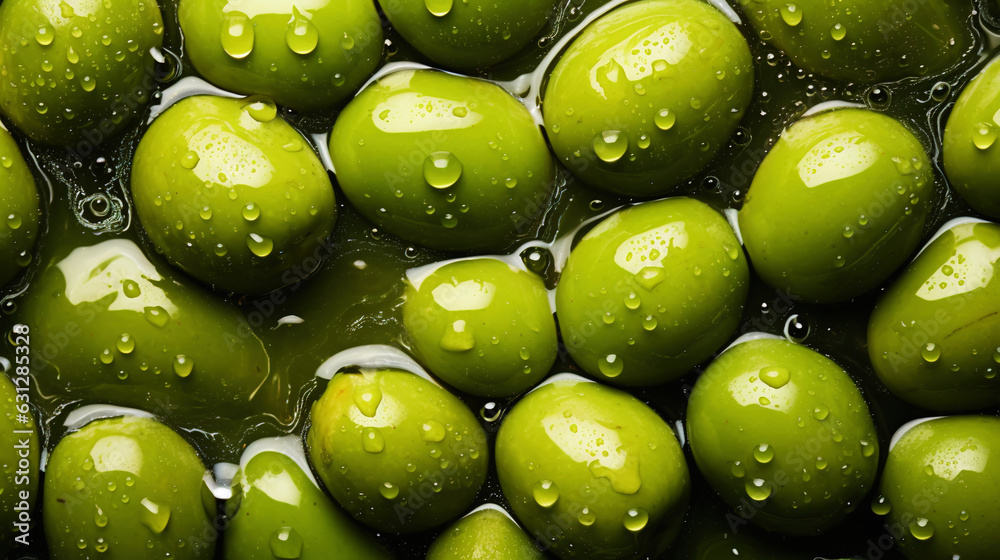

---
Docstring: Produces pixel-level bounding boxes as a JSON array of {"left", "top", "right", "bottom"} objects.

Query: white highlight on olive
[
  {"left": 148, "top": 76, "right": 243, "bottom": 122},
  {"left": 911, "top": 216, "right": 990, "bottom": 261},
  {"left": 889, "top": 416, "right": 947, "bottom": 451},
  {"left": 800, "top": 100, "right": 867, "bottom": 118},
  {"left": 464, "top": 502, "right": 519, "bottom": 523},
  {"left": 209, "top": 463, "right": 239, "bottom": 500},
  {"left": 527, "top": 372, "right": 595, "bottom": 395},
  {"left": 63, "top": 404, "right": 157, "bottom": 432},
  {"left": 706, "top": 0, "right": 741, "bottom": 24},
  {"left": 276, "top": 315, "right": 304, "bottom": 326},
  {"left": 724, "top": 208, "right": 744, "bottom": 246},
  {"left": 238, "top": 435, "right": 319, "bottom": 488},
  {"left": 722, "top": 331, "right": 784, "bottom": 353},
  {"left": 315, "top": 344, "right": 439, "bottom": 385}
]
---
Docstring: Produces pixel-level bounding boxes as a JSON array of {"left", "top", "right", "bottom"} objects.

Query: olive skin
[
  {"left": 43, "top": 416, "right": 215, "bottom": 559},
  {"left": 377, "top": 0, "right": 554, "bottom": 70},
  {"left": 306, "top": 369, "right": 489, "bottom": 534},
  {"left": 0, "top": 0, "right": 163, "bottom": 147},
  {"left": 1, "top": 372, "right": 39, "bottom": 546},
  {"left": 496, "top": 377, "right": 689, "bottom": 559},
  {"left": 403, "top": 258, "right": 557, "bottom": 397},
  {"left": 132, "top": 95, "right": 337, "bottom": 295},
  {"left": 0, "top": 126, "right": 40, "bottom": 287},
  {"left": 739, "top": 109, "right": 934, "bottom": 303},
  {"left": 224, "top": 448, "right": 390, "bottom": 560},
  {"left": 426, "top": 507, "right": 544, "bottom": 560},
  {"left": 944, "top": 56, "right": 1000, "bottom": 219},
  {"left": 868, "top": 220, "right": 1000, "bottom": 411},
  {"left": 178, "top": 0, "right": 383, "bottom": 112},
  {"left": 542, "top": 0, "right": 753, "bottom": 197},
  {"left": 329, "top": 69, "right": 556, "bottom": 252},
  {"left": 880, "top": 416, "right": 1000, "bottom": 560},
  {"left": 19, "top": 238, "right": 278, "bottom": 418},
  {"left": 687, "top": 338, "right": 880, "bottom": 536},
  {"left": 738, "top": 0, "right": 972, "bottom": 83},
  {"left": 555, "top": 197, "right": 748, "bottom": 386}
]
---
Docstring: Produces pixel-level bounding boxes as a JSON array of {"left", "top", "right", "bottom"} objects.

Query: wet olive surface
[{"left": 4, "top": 0, "right": 1000, "bottom": 558}]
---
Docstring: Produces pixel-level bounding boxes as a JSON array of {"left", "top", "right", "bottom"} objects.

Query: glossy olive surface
[
  {"left": 556, "top": 197, "right": 748, "bottom": 386},
  {"left": 132, "top": 95, "right": 337, "bottom": 295},
  {"left": 19, "top": 238, "right": 278, "bottom": 417},
  {"left": 495, "top": 377, "right": 690, "bottom": 559},
  {"left": 869, "top": 220, "right": 1000, "bottom": 411},
  {"left": 879, "top": 416, "right": 1000, "bottom": 560},
  {"left": 403, "top": 258, "right": 557, "bottom": 397},
  {"left": 687, "top": 338, "right": 880, "bottom": 535},
  {"left": 0, "top": 0, "right": 163, "bottom": 146},
  {"left": 224, "top": 446, "right": 390, "bottom": 560},
  {"left": 739, "top": 108, "right": 934, "bottom": 303},
  {"left": 330, "top": 69, "right": 555, "bottom": 252},
  {"left": 543, "top": 0, "right": 754, "bottom": 196},
  {"left": 179, "top": 0, "right": 383, "bottom": 111},
  {"left": 425, "top": 507, "right": 544, "bottom": 560},
  {"left": 306, "top": 369, "right": 489, "bottom": 534},
  {"left": 378, "top": 0, "right": 555, "bottom": 70},
  {"left": 1, "top": 372, "right": 39, "bottom": 548},
  {"left": 738, "top": 0, "right": 972, "bottom": 83},
  {"left": 944, "top": 56, "right": 1000, "bottom": 219},
  {"left": 43, "top": 415, "right": 215, "bottom": 559},
  {"left": 0, "top": 126, "right": 40, "bottom": 288}
]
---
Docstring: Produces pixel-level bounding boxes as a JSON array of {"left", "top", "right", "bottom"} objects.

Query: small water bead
[
  {"left": 505, "top": 177, "right": 518, "bottom": 189},
  {"left": 245, "top": 100, "right": 277, "bottom": 123},
  {"left": 780, "top": 3, "right": 802, "bottom": 26},
  {"left": 144, "top": 306, "right": 169, "bottom": 327},
  {"left": 362, "top": 428, "right": 385, "bottom": 453},
  {"left": 731, "top": 461, "right": 746, "bottom": 478},
  {"left": 871, "top": 495, "right": 891, "bottom": 516},
  {"left": 214, "top": 243, "right": 229, "bottom": 257},
  {"left": 577, "top": 507, "right": 596, "bottom": 526},
  {"left": 99, "top": 348, "right": 114, "bottom": 365},
  {"left": 242, "top": 203, "right": 260, "bottom": 222},
  {"left": 642, "top": 315, "right": 658, "bottom": 331},
  {"left": 922, "top": 343, "right": 941, "bottom": 363},
  {"left": 199, "top": 206, "right": 213, "bottom": 220},
  {"left": 421, "top": 420, "right": 446, "bottom": 443},
  {"left": 974, "top": 122, "right": 998, "bottom": 150},
  {"left": 830, "top": 23, "right": 846, "bottom": 41},
  {"left": 95, "top": 539, "right": 108, "bottom": 553},
  {"left": 116, "top": 334, "right": 135, "bottom": 355},
  {"left": 5, "top": 213, "right": 22, "bottom": 230},
  {"left": 173, "top": 355, "right": 194, "bottom": 377},
  {"left": 285, "top": 9, "right": 319, "bottom": 55},
  {"left": 909, "top": 517, "right": 935, "bottom": 540},
  {"left": 993, "top": 347, "right": 1000, "bottom": 363},
  {"left": 843, "top": 226, "right": 854, "bottom": 239},
  {"left": 759, "top": 366, "right": 790, "bottom": 389},
  {"left": 813, "top": 405, "right": 829, "bottom": 420},
  {"left": 593, "top": 130, "right": 628, "bottom": 163},
  {"left": 654, "top": 108, "right": 676, "bottom": 131},
  {"left": 959, "top": 510, "right": 970, "bottom": 522},
  {"left": 379, "top": 482, "right": 399, "bottom": 500},
  {"left": 353, "top": 385, "right": 382, "bottom": 418},
  {"left": 424, "top": 152, "right": 463, "bottom": 189},
  {"left": 247, "top": 233, "right": 274, "bottom": 257},
  {"left": 637, "top": 134, "right": 650, "bottom": 149},
  {"left": 425, "top": 0, "right": 453, "bottom": 17},
  {"left": 95, "top": 507, "right": 108, "bottom": 527},
  {"left": 623, "top": 508, "right": 649, "bottom": 532},
  {"left": 139, "top": 498, "right": 171, "bottom": 534},
  {"left": 745, "top": 478, "right": 772, "bottom": 501},
  {"left": 332, "top": 73, "right": 346, "bottom": 87},
  {"left": 599, "top": 354, "right": 624, "bottom": 378},
  {"left": 222, "top": 11, "right": 255, "bottom": 59},
  {"left": 269, "top": 527, "right": 304, "bottom": 559},
  {"left": 815, "top": 457, "right": 828, "bottom": 470},
  {"left": 753, "top": 443, "right": 775, "bottom": 464},
  {"left": 81, "top": 76, "right": 96, "bottom": 92},
  {"left": 860, "top": 439, "right": 875, "bottom": 457},
  {"left": 532, "top": 480, "right": 559, "bottom": 508}
]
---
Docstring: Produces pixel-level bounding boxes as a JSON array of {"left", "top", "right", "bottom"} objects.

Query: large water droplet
[
  {"left": 759, "top": 366, "right": 790, "bottom": 389},
  {"left": 6, "top": 214, "right": 22, "bottom": 230},
  {"left": 247, "top": 233, "right": 274, "bottom": 257},
  {"left": 871, "top": 495, "right": 891, "bottom": 516},
  {"left": 285, "top": 9, "right": 319, "bottom": 55},
  {"left": 532, "top": 480, "right": 559, "bottom": 508},
  {"left": 421, "top": 420, "right": 446, "bottom": 442},
  {"left": 362, "top": 428, "right": 385, "bottom": 453},
  {"left": 116, "top": 334, "right": 135, "bottom": 355},
  {"left": 424, "top": 152, "right": 463, "bottom": 189},
  {"left": 623, "top": 508, "right": 649, "bottom": 532},
  {"left": 753, "top": 443, "right": 775, "bottom": 464},
  {"left": 180, "top": 151, "right": 200, "bottom": 169},
  {"left": 245, "top": 99, "right": 277, "bottom": 123},
  {"left": 221, "top": 11, "right": 255, "bottom": 59},
  {"left": 122, "top": 279, "right": 141, "bottom": 298},
  {"left": 379, "top": 482, "right": 399, "bottom": 500},
  {"left": 830, "top": 23, "right": 846, "bottom": 41},
  {"left": 139, "top": 498, "right": 171, "bottom": 534},
  {"left": 654, "top": 108, "right": 676, "bottom": 130},
  {"left": 745, "top": 478, "right": 772, "bottom": 501},
  {"left": 354, "top": 384, "right": 383, "bottom": 418},
  {"left": 425, "top": 0, "right": 454, "bottom": 17},
  {"left": 909, "top": 517, "right": 934, "bottom": 540},
  {"left": 922, "top": 343, "right": 941, "bottom": 363},
  {"left": 269, "top": 526, "right": 303, "bottom": 559},
  {"left": 974, "top": 122, "right": 997, "bottom": 150},
  {"left": 593, "top": 130, "right": 628, "bottom": 163},
  {"left": 598, "top": 354, "right": 624, "bottom": 378},
  {"left": 813, "top": 405, "right": 829, "bottom": 420},
  {"left": 577, "top": 507, "right": 596, "bottom": 526},
  {"left": 144, "top": 306, "right": 169, "bottom": 327},
  {"left": 780, "top": 3, "right": 803, "bottom": 26},
  {"left": 173, "top": 355, "right": 194, "bottom": 378},
  {"left": 242, "top": 202, "right": 261, "bottom": 222},
  {"left": 35, "top": 25, "right": 54, "bottom": 46}
]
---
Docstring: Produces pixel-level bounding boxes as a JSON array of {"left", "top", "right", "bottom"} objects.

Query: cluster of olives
[{"left": 2, "top": 0, "right": 1000, "bottom": 559}]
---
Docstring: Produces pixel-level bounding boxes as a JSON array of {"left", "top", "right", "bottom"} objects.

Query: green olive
[
  {"left": 19, "top": 238, "right": 278, "bottom": 418},
  {"left": 223, "top": 440, "right": 390, "bottom": 560},
  {"left": 868, "top": 220, "right": 1000, "bottom": 411},
  {"left": 738, "top": 0, "right": 972, "bottom": 83},
  {"left": 377, "top": 0, "right": 554, "bottom": 70},
  {"left": 879, "top": 415, "right": 1000, "bottom": 560},
  {"left": 738, "top": 108, "right": 934, "bottom": 303},
  {"left": 0, "top": 126, "right": 40, "bottom": 288},
  {"left": 555, "top": 197, "right": 748, "bottom": 386},
  {"left": 329, "top": 69, "right": 556, "bottom": 252},
  {"left": 402, "top": 258, "right": 557, "bottom": 397},
  {"left": 542, "top": 0, "right": 754, "bottom": 196},
  {"left": 426, "top": 506, "right": 544, "bottom": 560},
  {"left": 944, "top": 56, "right": 1000, "bottom": 219},
  {"left": 687, "top": 337, "right": 880, "bottom": 536},
  {"left": 131, "top": 95, "right": 337, "bottom": 295},
  {"left": 0, "top": 0, "right": 163, "bottom": 147},
  {"left": 43, "top": 415, "right": 215, "bottom": 559},
  {"left": 306, "top": 369, "right": 489, "bottom": 533},
  {"left": 1, "top": 372, "right": 40, "bottom": 549},
  {"left": 178, "top": 0, "right": 383, "bottom": 112},
  {"left": 495, "top": 375, "right": 690, "bottom": 559}
]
